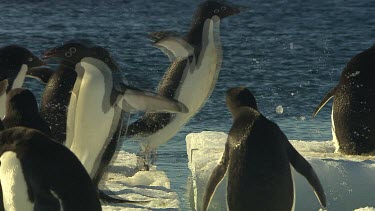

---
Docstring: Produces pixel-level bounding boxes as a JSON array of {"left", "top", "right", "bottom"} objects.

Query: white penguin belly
[
  {"left": 0, "top": 64, "right": 27, "bottom": 117},
  {"left": 12, "top": 64, "right": 28, "bottom": 90},
  {"left": 66, "top": 91, "right": 78, "bottom": 148},
  {"left": 331, "top": 105, "right": 339, "bottom": 152},
  {"left": 69, "top": 68, "right": 115, "bottom": 178},
  {"left": 66, "top": 66, "right": 84, "bottom": 148},
  {"left": 291, "top": 164, "right": 296, "bottom": 211},
  {"left": 142, "top": 17, "right": 222, "bottom": 150},
  {"left": 0, "top": 151, "right": 33, "bottom": 211},
  {"left": 0, "top": 93, "right": 7, "bottom": 118}
]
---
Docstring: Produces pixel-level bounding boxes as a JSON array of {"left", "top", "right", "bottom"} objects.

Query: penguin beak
[
  {"left": 107, "top": 57, "right": 122, "bottom": 73},
  {"left": 224, "top": 3, "right": 247, "bottom": 17},
  {"left": 42, "top": 48, "right": 66, "bottom": 61},
  {"left": 30, "top": 57, "right": 47, "bottom": 68}
]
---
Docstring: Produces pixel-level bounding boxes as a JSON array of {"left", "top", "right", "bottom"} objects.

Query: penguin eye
[
  {"left": 221, "top": 6, "right": 226, "bottom": 11},
  {"left": 104, "top": 58, "right": 109, "bottom": 63},
  {"left": 69, "top": 47, "right": 77, "bottom": 53},
  {"left": 214, "top": 9, "right": 220, "bottom": 14},
  {"left": 65, "top": 52, "right": 72, "bottom": 58},
  {"left": 28, "top": 57, "right": 33, "bottom": 62}
]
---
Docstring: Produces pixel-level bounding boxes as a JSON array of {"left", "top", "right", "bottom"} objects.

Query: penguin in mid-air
[
  {"left": 43, "top": 41, "right": 188, "bottom": 202},
  {"left": 313, "top": 44, "right": 375, "bottom": 155},
  {"left": 202, "top": 87, "right": 326, "bottom": 211},
  {"left": 2, "top": 88, "right": 51, "bottom": 136},
  {"left": 0, "top": 45, "right": 50, "bottom": 118},
  {"left": 0, "top": 127, "right": 101, "bottom": 211},
  {"left": 126, "top": 0, "right": 243, "bottom": 165}
]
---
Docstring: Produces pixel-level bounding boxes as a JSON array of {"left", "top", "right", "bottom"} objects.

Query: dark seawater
[{"left": 2, "top": 0, "right": 374, "bottom": 210}]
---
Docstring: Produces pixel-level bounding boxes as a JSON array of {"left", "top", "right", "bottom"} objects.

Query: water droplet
[{"left": 276, "top": 105, "right": 284, "bottom": 114}]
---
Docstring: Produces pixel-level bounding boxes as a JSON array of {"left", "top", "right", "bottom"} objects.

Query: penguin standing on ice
[
  {"left": 43, "top": 41, "right": 188, "bottom": 195},
  {"left": 313, "top": 44, "right": 375, "bottom": 155},
  {"left": 0, "top": 88, "right": 55, "bottom": 210},
  {"left": 0, "top": 127, "right": 101, "bottom": 211},
  {"left": 127, "top": 0, "right": 243, "bottom": 164},
  {"left": 39, "top": 40, "right": 93, "bottom": 145},
  {"left": 203, "top": 87, "right": 326, "bottom": 211},
  {"left": 0, "top": 45, "right": 48, "bottom": 117},
  {"left": 2, "top": 88, "right": 51, "bottom": 136}
]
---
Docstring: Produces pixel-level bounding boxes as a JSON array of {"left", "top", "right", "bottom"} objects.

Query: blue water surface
[{"left": 1, "top": 0, "right": 375, "bottom": 210}]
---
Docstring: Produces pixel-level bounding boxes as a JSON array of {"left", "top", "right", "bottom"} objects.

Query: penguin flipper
[
  {"left": 202, "top": 141, "right": 229, "bottom": 211},
  {"left": 116, "top": 87, "right": 189, "bottom": 113},
  {"left": 149, "top": 31, "right": 194, "bottom": 61},
  {"left": 283, "top": 135, "right": 327, "bottom": 207},
  {"left": 26, "top": 67, "right": 54, "bottom": 84},
  {"left": 313, "top": 87, "right": 337, "bottom": 117}
]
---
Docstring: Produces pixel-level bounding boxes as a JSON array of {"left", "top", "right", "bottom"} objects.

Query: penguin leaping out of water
[
  {"left": 126, "top": 0, "right": 244, "bottom": 165},
  {"left": 43, "top": 41, "right": 188, "bottom": 202}
]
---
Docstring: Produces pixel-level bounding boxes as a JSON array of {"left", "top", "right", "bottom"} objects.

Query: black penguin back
[{"left": 3, "top": 88, "right": 51, "bottom": 136}]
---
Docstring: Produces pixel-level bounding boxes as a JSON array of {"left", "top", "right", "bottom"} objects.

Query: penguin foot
[
  {"left": 136, "top": 148, "right": 157, "bottom": 171},
  {"left": 136, "top": 155, "right": 150, "bottom": 171},
  {"left": 149, "top": 151, "right": 158, "bottom": 165}
]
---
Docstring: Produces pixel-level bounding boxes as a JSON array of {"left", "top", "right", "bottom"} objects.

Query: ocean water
[{"left": 2, "top": 0, "right": 375, "bottom": 210}]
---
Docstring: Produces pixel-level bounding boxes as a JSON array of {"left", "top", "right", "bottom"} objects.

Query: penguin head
[
  {"left": 195, "top": 0, "right": 242, "bottom": 20},
  {"left": 43, "top": 40, "right": 95, "bottom": 65},
  {"left": 0, "top": 45, "right": 44, "bottom": 71},
  {"left": 89, "top": 46, "right": 121, "bottom": 73},
  {"left": 43, "top": 40, "right": 120, "bottom": 73},
  {"left": 6, "top": 88, "right": 39, "bottom": 117},
  {"left": 0, "top": 127, "right": 32, "bottom": 156},
  {"left": 0, "top": 45, "right": 44, "bottom": 91},
  {"left": 226, "top": 87, "right": 258, "bottom": 113}
]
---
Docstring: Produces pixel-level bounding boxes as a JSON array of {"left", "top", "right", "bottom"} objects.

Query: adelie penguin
[
  {"left": 0, "top": 45, "right": 51, "bottom": 118},
  {"left": 126, "top": 0, "right": 243, "bottom": 164},
  {"left": 0, "top": 89, "right": 52, "bottom": 210},
  {"left": 0, "top": 127, "right": 101, "bottom": 211},
  {"left": 313, "top": 44, "right": 375, "bottom": 155},
  {"left": 43, "top": 41, "right": 188, "bottom": 202},
  {"left": 39, "top": 40, "right": 88, "bottom": 145},
  {"left": 2, "top": 88, "right": 51, "bottom": 136},
  {"left": 203, "top": 87, "right": 326, "bottom": 211}
]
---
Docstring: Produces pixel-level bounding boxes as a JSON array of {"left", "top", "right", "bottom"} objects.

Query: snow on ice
[
  {"left": 186, "top": 131, "right": 375, "bottom": 211},
  {"left": 100, "top": 151, "right": 179, "bottom": 210}
]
